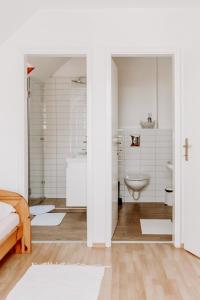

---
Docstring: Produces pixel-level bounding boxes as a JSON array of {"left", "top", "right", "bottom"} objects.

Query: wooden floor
[
  {"left": 1, "top": 243, "right": 200, "bottom": 300},
  {"left": 31, "top": 202, "right": 172, "bottom": 241},
  {"left": 29, "top": 198, "right": 67, "bottom": 208},
  {"left": 113, "top": 203, "right": 172, "bottom": 241},
  {"left": 32, "top": 211, "right": 87, "bottom": 241}
]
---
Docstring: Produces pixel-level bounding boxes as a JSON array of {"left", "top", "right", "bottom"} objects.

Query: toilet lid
[{"left": 125, "top": 173, "right": 149, "bottom": 181}]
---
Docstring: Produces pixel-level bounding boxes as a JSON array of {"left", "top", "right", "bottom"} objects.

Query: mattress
[{"left": 0, "top": 213, "right": 20, "bottom": 241}]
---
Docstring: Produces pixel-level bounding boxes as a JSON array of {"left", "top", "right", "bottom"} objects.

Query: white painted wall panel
[
  {"left": 115, "top": 57, "right": 172, "bottom": 129},
  {"left": 0, "top": 8, "right": 199, "bottom": 243}
]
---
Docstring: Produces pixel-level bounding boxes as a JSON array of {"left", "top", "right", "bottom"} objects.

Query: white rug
[
  {"left": 140, "top": 219, "right": 172, "bottom": 235},
  {"left": 30, "top": 205, "right": 55, "bottom": 216},
  {"left": 31, "top": 213, "right": 66, "bottom": 226},
  {"left": 6, "top": 265, "right": 104, "bottom": 300}
]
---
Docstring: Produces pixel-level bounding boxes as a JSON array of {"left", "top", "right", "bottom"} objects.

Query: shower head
[{"left": 72, "top": 77, "right": 86, "bottom": 85}]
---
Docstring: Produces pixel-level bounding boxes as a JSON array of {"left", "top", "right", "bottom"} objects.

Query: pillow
[{"left": 0, "top": 201, "right": 16, "bottom": 221}]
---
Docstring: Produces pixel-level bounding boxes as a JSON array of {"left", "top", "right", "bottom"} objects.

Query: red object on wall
[{"left": 27, "top": 66, "right": 35, "bottom": 74}]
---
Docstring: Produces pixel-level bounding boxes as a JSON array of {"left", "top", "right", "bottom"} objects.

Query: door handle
[{"left": 183, "top": 138, "right": 191, "bottom": 161}]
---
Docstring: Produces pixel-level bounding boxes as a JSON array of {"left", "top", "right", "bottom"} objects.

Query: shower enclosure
[{"left": 27, "top": 72, "right": 87, "bottom": 207}]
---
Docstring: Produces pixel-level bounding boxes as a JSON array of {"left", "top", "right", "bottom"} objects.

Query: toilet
[{"left": 124, "top": 173, "right": 150, "bottom": 200}]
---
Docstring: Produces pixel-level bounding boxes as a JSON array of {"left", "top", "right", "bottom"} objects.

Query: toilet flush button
[{"left": 130, "top": 135, "right": 140, "bottom": 147}]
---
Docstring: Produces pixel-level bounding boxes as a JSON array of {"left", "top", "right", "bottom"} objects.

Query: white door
[
  {"left": 183, "top": 58, "right": 200, "bottom": 257},
  {"left": 111, "top": 59, "right": 119, "bottom": 236},
  {"left": 183, "top": 139, "right": 200, "bottom": 257}
]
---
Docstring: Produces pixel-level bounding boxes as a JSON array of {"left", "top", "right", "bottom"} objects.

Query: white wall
[
  {"left": 158, "top": 58, "right": 173, "bottom": 129},
  {"left": 28, "top": 56, "right": 70, "bottom": 82},
  {"left": 53, "top": 57, "right": 86, "bottom": 77},
  {"left": 115, "top": 57, "right": 172, "bottom": 129},
  {"left": 0, "top": 8, "right": 200, "bottom": 243}
]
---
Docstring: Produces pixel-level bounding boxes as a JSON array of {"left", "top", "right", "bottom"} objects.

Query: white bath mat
[
  {"left": 30, "top": 205, "right": 55, "bottom": 216},
  {"left": 140, "top": 219, "right": 172, "bottom": 235},
  {"left": 31, "top": 213, "right": 66, "bottom": 226},
  {"left": 6, "top": 264, "right": 105, "bottom": 300}
]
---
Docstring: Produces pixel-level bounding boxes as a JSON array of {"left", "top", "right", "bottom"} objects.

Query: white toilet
[{"left": 124, "top": 173, "right": 150, "bottom": 200}]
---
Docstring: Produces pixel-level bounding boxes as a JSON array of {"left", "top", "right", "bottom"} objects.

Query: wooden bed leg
[
  {"left": 22, "top": 218, "right": 31, "bottom": 253},
  {"left": 15, "top": 240, "right": 22, "bottom": 254},
  {"left": 21, "top": 235, "right": 31, "bottom": 254}
]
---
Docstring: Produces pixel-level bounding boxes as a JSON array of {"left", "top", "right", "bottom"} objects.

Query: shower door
[{"left": 28, "top": 77, "right": 45, "bottom": 203}]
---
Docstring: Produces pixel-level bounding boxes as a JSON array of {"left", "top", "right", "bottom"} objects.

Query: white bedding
[
  {"left": 0, "top": 213, "right": 20, "bottom": 241},
  {"left": 0, "top": 201, "right": 16, "bottom": 221}
]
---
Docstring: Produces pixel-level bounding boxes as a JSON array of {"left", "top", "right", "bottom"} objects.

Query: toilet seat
[{"left": 125, "top": 173, "right": 149, "bottom": 181}]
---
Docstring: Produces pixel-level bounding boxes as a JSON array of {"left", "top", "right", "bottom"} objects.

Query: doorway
[
  {"left": 26, "top": 55, "right": 87, "bottom": 241},
  {"left": 107, "top": 53, "right": 181, "bottom": 246}
]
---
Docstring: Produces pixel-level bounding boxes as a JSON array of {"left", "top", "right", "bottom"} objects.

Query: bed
[{"left": 0, "top": 190, "right": 31, "bottom": 261}]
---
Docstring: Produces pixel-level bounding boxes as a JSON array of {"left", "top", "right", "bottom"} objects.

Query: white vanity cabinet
[{"left": 66, "top": 157, "right": 87, "bottom": 207}]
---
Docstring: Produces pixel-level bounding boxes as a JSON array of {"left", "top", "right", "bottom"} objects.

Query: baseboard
[{"left": 54, "top": 207, "right": 86, "bottom": 213}]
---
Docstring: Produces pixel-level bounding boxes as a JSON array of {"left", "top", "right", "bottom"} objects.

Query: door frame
[
  {"left": 105, "top": 48, "right": 182, "bottom": 247},
  {"left": 24, "top": 50, "right": 93, "bottom": 247}
]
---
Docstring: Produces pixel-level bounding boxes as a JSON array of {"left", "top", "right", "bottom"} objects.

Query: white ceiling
[
  {"left": 27, "top": 56, "right": 70, "bottom": 82},
  {"left": 0, "top": 0, "right": 200, "bottom": 46}
]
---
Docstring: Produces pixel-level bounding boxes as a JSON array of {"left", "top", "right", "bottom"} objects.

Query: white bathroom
[
  {"left": 27, "top": 56, "right": 87, "bottom": 241},
  {"left": 111, "top": 56, "right": 174, "bottom": 241}
]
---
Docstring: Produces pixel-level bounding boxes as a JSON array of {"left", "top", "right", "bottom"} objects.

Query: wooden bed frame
[{"left": 0, "top": 190, "right": 31, "bottom": 261}]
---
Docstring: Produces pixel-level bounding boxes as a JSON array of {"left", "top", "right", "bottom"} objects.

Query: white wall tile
[
  {"left": 44, "top": 77, "right": 87, "bottom": 198},
  {"left": 29, "top": 76, "right": 87, "bottom": 199},
  {"left": 119, "top": 128, "right": 172, "bottom": 203}
]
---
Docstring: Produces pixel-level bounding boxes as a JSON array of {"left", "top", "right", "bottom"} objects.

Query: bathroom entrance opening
[
  {"left": 25, "top": 54, "right": 88, "bottom": 242},
  {"left": 107, "top": 52, "right": 181, "bottom": 247}
]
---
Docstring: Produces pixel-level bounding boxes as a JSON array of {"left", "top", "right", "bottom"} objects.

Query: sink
[{"left": 166, "top": 161, "right": 173, "bottom": 171}]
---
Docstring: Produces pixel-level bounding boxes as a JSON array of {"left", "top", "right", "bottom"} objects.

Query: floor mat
[
  {"left": 6, "top": 264, "right": 104, "bottom": 300},
  {"left": 31, "top": 213, "right": 66, "bottom": 226},
  {"left": 30, "top": 205, "right": 55, "bottom": 216},
  {"left": 140, "top": 219, "right": 172, "bottom": 235}
]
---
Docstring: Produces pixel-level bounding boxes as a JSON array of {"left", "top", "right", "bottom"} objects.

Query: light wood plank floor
[
  {"left": 113, "top": 203, "right": 172, "bottom": 241},
  {"left": 1, "top": 243, "right": 200, "bottom": 300}
]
